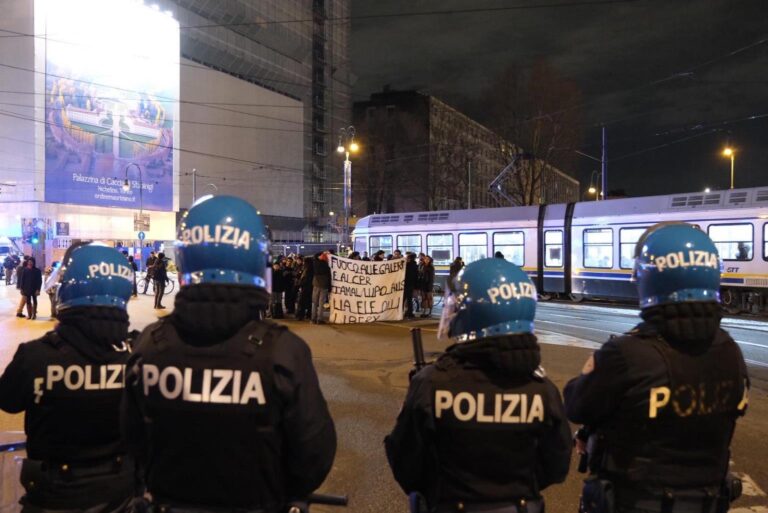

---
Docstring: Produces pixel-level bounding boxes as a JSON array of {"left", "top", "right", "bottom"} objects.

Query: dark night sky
[{"left": 350, "top": 0, "right": 768, "bottom": 198}]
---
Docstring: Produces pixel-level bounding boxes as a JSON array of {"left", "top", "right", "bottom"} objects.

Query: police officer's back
[
  {"left": 0, "top": 245, "right": 137, "bottom": 512},
  {"left": 122, "top": 196, "right": 336, "bottom": 512},
  {"left": 385, "top": 258, "right": 571, "bottom": 513},
  {"left": 564, "top": 223, "right": 749, "bottom": 513}
]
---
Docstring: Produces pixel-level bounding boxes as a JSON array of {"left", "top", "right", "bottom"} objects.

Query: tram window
[
  {"left": 619, "top": 227, "right": 649, "bottom": 269},
  {"left": 583, "top": 228, "right": 613, "bottom": 268},
  {"left": 354, "top": 237, "right": 367, "bottom": 254},
  {"left": 397, "top": 234, "right": 421, "bottom": 255},
  {"left": 708, "top": 224, "right": 753, "bottom": 261},
  {"left": 460, "top": 233, "right": 488, "bottom": 264},
  {"left": 427, "top": 233, "right": 453, "bottom": 265},
  {"left": 369, "top": 235, "right": 393, "bottom": 255},
  {"left": 544, "top": 230, "right": 563, "bottom": 267},
  {"left": 493, "top": 231, "right": 524, "bottom": 266},
  {"left": 764, "top": 224, "right": 768, "bottom": 261}
]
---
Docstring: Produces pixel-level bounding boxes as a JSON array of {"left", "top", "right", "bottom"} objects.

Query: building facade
[
  {"left": 0, "top": 0, "right": 351, "bottom": 267},
  {"left": 161, "top": 0, "right": 353, "bottom": 242},
  {"left": 352, "top": 90, "right": 579, "bottom": 216}
]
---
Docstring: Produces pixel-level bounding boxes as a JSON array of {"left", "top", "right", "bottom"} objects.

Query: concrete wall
[{"left": 178, "top": 59, "right": 305, "bottom": 219}]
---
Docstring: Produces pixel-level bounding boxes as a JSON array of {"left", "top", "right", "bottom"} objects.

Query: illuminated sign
[{"left": 42, "top": 0, "right": 179, "bottom": 211}]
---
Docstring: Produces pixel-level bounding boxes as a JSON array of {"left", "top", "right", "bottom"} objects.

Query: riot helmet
[
  {"left": 440, "top": 258, "right": 537, "bottom": 341},
  {"left": 56, "top": 244, "right": 134, "bottom": 311},
  {"left": 633, "top": 222, "right": 721, "bottom": 308},
  {"left": 176, "top": 195, "right": 270, "bottom": 288}
]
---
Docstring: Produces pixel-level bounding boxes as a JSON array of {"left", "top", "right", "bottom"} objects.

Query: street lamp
[
  {"left": 587, "top": 170, "right": 602, "bottom": 201},
  {"left": 722, "top": 147, "right": 735, "bottom": 189},
  {"left": 337, "top": 126, "right": 359, "bottom": 246},
  {"left": 122, "top": 162, "right": 144, "bottom": 216}
]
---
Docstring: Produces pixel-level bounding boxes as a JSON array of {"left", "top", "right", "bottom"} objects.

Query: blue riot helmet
[
  {"left": 176, "top": 195, "right": 270, "bottom": 288},
  {"left": 441, "top": 258, "right": 537, "bottom": 341},
  {"left": 633, "top": 222, "right": 721, "bottom": 308},
  {"left": 56, "top": 244, "right": 134, "bottom": 311}
]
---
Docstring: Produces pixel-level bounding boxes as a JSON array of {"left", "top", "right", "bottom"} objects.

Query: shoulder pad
[{"left": 532, "top": 365, "right": 547, "bottom": 381}]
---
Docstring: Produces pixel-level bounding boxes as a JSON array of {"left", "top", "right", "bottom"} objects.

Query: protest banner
[{"left": 329, "top": 255, "right": 406, "bottom": 323}]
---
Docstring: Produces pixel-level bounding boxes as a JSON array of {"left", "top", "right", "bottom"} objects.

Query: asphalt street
[{"left": 0, "top": 285, "right": 766, "bottom": 513}]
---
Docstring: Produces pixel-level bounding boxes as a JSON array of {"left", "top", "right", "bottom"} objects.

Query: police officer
[
  {"left": 564, "top": 222, "right": 749, "bottom": 513},
  {"left": 122, "top": 196, "right": 336, "bottom": 512},
  {"left": 0, "top": 244, "right": 137, "bottom": 513},
  {"left": 385, "top": 258, "right": 572, "bottom": 513}
]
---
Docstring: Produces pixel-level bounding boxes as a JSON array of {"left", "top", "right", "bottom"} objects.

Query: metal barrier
[{"left": 0, "top": 433, "right": 25, "bottom": 513}]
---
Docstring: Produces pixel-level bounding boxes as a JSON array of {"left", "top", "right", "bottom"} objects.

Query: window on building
[
  {"left": 544, "top": 230, "right": 563, "bottom": 267},
  {"left": 584, "top": 228, "right": 613, "bottom": 268},
  {"left": 493, "top": 231, "right": 524, "bottom": 266},
  {"left": 354, "top": 237, "right": 366, "bottom": 254},
  {"left": 397, "top": 234, "right": 421, "bottom": 255},
  {"left": 708, "top": 223, "right": 753, "bottom": 261},
  {"left": 619, "top": 227, "right": 649, "bottom": 269},
  {"left": 369, "top": 235, "right": 393, "bottom": 255},
  {"left": 459, "top": 233, "right": 488, "bottom": 264},
  {"left": 427, "top": 233, "right": 453, "bottom": 265}
]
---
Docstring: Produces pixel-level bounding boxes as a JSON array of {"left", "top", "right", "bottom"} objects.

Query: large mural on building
[{"left": 43, "top": 0, "right": 179, "bottom": 211}]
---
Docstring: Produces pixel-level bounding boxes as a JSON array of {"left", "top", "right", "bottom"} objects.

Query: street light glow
[
  {"left": 588, "top": 186, "right": 596, "bottom": 194},
  {"left": 704, "top": 187, "right": 711, "bottom": 193},
  {"left": 723, "top": 147, "right": 734, "bottom": 157},
  {"left": 337, "top": 144, "right": 345, "bottom": 153},
  {"left": 349, "top": 141, "right": 360, "bottom": 153},
  {"left": 122, "top": 179, "right": 131, "bottom": 192}
]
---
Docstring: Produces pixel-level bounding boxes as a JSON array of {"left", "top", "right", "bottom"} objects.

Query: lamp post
[
  {"left": 122, "top": 162, "right": 144, "bottom": 223},
  {"left": 722, "top": 147, "right": 735, "bottom": 189},
  {"left": 337, "top": 126, "right": 359, "bottom": 248},
  {"left": 587, "top": 170, "right": 602, "bottom": 201}
]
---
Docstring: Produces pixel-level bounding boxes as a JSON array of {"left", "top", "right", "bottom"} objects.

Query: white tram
[{"left": 351, "top": 186, "right": 768, "bottom": 314}]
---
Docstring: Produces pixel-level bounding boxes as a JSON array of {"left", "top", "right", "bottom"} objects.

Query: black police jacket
[
  {"left": 564, "top": 317, "right": 749, "bottom": 494},
  {"left": 385, "top": 335, "right": 572, "bottom": 508},
  {"left": 0, "top": 308, "right": 134, "bottom": 507},
  {"left": 122, "top": 316, "right": 336, "bottom": 511}
]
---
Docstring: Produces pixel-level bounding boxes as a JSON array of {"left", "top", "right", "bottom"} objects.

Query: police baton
[{"left": 410, "top": 328, "right": 427, "bottom": 379}]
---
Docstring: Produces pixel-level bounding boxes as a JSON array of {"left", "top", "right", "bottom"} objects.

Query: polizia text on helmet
[{"left": 180, "top": 224, "right": 251, "bottom": 250}]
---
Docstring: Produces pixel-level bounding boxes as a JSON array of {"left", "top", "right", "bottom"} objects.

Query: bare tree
[{"left": 482, "top": 60, "right": 583, "bottom": 206}]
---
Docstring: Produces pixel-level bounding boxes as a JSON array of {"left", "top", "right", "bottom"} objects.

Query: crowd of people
[{"left": 268, "top": 249, "right": 441, "bottom": 322}]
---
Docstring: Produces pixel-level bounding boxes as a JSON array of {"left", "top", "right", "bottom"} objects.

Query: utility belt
[
  {"left": 435, "top": 499, "right": 543, "bottom": 513},
  {"left": 20, "top": 455, "right": 135, "bottom": 509},
  {"left": 579, "top": 476, "right": 742, "bottom": 513}
]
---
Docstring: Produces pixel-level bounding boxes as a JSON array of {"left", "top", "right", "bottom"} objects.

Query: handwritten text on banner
[{"left": 329, "top": 255, "right": 406, "bottom": 323}]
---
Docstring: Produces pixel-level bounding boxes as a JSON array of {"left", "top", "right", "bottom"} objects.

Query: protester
[
  {"left": 152, "top": 252, "right": 167, "bottom": 309},
  {"left": 271, "top": 259, "right": 286, "bottom": 319},
  {"left": 296, "top": 254, "right": 315, "bottom": 321},
  {"left": 448, "top": 256, "right": 464, "bottom": 293},
  {"left": 143, "top": 251, "right": 157, "bottom": 294},
  {"left": 283, "top": 257, "right": 297, "bottom": 316},
  {"left": 419, "top": 256, "right": 435, "bottom": 318},
  {"left": 15, "top": 256, "right": 30, "bottom": 317},
  {"left": 311, "top": 251, "right": 331, "bottom": 324},
  {"left": 19, "top": 257, "right": 42, "bottom": 320},
  {"left": 128, "top": 255, "right": 138, "bottom": 297},
  {"left": 403, "top": 253, "right": 418, "bottom": 319}
]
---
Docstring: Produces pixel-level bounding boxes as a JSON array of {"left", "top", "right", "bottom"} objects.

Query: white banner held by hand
[{"left": 329, "top": 255, "right": 406, "bottom": 323}]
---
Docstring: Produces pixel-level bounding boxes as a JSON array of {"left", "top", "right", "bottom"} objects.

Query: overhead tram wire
[
  {"left": 523, "top": 35, "right": 768, "bottom": 125},
  {"left": 0, "top": 101, "right": 308, "bottom": 134},
  {"left": 0, "top": 27, "right": 347, "bottom": 96},
  {"left": 173, "top": 0, "right": 648, "bottom": 30},
  {"left": 0, "top": 61, "right": 307, "bottom": 127},
  {"left": 0, "top": 109, "right": 304, "bottom": 174},
  {"left": 0, "top": 90, "right": 304, "bottom": 109}
]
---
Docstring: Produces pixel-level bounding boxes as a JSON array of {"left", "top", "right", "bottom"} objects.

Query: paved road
[
  {"left": 0, "top": 285, "right": 766, "bottom": 513},
  {"left": 535, "top": 302, "right": 768, "bottom": 386}
]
